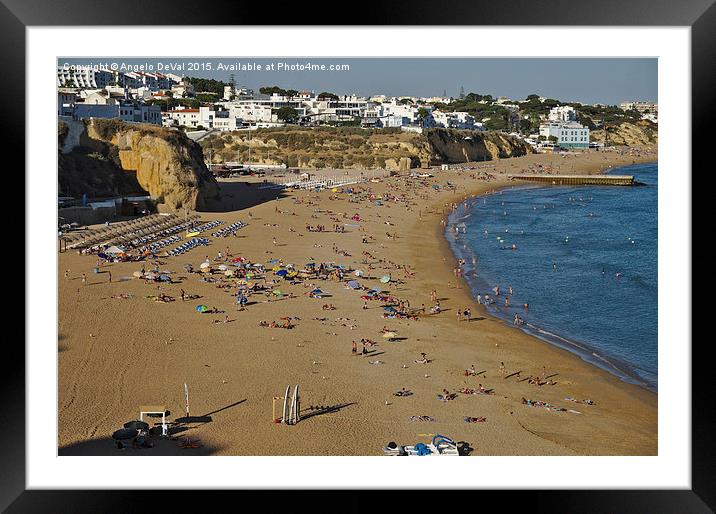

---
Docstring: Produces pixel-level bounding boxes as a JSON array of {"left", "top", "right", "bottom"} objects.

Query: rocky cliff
[
  {"left": 58, "top": 119, "right": 220, "bottom": 211},
  {"left": 590, "top": 120, "right": 658, "bottom": 146},
  {"left": 200, "top": 127, "right": 532, "bottom": 171}
]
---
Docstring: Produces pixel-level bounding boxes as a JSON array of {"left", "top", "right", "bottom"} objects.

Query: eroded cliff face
[
  {"left": 59, "top": 119, "right": 220, "bottom": 211},
  {"left": 590, "top": 120, "right": 658, "bottom": 146},
  {"left": 200, "top": 127, "right": 532, "bottom": 170},
  {"left": 424, "top": 128, "right": 532, "bottom": 163}
]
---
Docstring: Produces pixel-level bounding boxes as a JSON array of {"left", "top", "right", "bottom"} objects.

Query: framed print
[{"left": 5, "top": 0, "right": 710, "bottom": 511}]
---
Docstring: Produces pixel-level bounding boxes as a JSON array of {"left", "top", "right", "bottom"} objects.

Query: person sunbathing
[
  {"left": 393, "top": 388, "right": 413, "bottom": 397},
  {"left": 477, "top": 384, "right": 494, "bottom": 394},
  {"left": 258, "top": 320, "right": 270, "bottom": 327}
]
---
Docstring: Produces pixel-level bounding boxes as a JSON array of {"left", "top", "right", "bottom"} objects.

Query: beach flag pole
[{"left": 184, "top": 382, "right": 190, "bottom": 418}]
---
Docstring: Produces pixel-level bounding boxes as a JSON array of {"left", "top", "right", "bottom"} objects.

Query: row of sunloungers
[
  {"left": 193, "top": 220, "right": 223, "bottom": 233},
  {"left": 139, "top": 234, "right": 182, "bottom": 254},
  {"left": 167, "top": 237, "right": 210, "bottom": 256},
  {"left": 212, "top": 221, "right": 246, "bottom": 238}
]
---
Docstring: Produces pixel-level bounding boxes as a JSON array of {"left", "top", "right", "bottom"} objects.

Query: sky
[{"left": 59, "top": 58, "right": 657, "bottom": 105}]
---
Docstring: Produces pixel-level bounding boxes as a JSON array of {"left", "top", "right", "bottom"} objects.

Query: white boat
[{"left": 383, "top": 434, "right": 460, "bottom": 456}]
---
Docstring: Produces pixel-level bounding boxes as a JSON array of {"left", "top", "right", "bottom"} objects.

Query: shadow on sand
[
  {"left": 300, "top": 402, "right": 356, "bottom": 421},
  {"left": 200, "top": 181, "right": 288, "bottom": 213},
  {"left": 58, "top": 399, "right": 246, "bottom": 456},
  {"left": 58, "top": 435, "right": 222, "bottom": 456}
]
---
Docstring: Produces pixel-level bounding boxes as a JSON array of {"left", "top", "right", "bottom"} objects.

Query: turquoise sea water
[{"left": 445, "top": 162, "right": 658, "bottom": 390}]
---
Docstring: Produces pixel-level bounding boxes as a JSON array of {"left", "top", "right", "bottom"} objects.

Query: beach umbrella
[
  {"left": 311, "top": 288, "right": 323, "bottom": 294},
  {"left": 97, "top": 252, "right": 109, "bottom": 259},
  {"left": 200, "top": 262, "right": 211, "bottom": 269},
  {"left": 347, "top": 280, "right": 360, "bottom": 289},
  {"left": 159, "top": 274, "right": 171, "bottom": 282},
  {"left": 183, "top": 264, "right": 193, "bottom": 272},
  {"left": 380, "top": 275, "right": 391, "bottom": 283},
  {"left": 123, "top": 420, "right": 149, "bottom": 430},
  {"left": 224, "top": 270, "right": 235, "bottom": 277},
  {"left": 196, "top": 304, "right": 208, "bottom": 313},
  {"left": 273, "top": 290, "right": 283, "bottom": 297},
  {"left": 144, "top": 272, "right": 157, "bottom": 281},
  {"left": 354, "top": 270, "right": 364, "bottom": 277},
  {"left": 133, "top": 271, "right": 144, "bottom": 278},
  {"left": 218, "top": 264, "right": 228, "bottom": 271},
  {"left": 275, "top": 269, "right": 288, "bottom": 277},
  {"left": 246, "top": 282, "right": 255, "bottom": 289},
  {"left": 231, "top": 257, "right": 244, "bottom": 263},
  {"left": 382, "top": 332, "right": 397, "bottom": 340},
  {"left": 287, "top": 271, "right": 297, "bottom": 278},
  {"left": 200, "top": 267, "right": 212, "bottom": 273},
  {"left": 383, "top": 306, "right": 397, "bottom": 313},
  {"left": 112, "top": 428, "right": 139, "bottom": 440}
]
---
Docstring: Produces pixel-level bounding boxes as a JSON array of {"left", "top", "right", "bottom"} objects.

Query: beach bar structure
[{"left": 508, "top": 174, "right": 635, "bottom": 186}]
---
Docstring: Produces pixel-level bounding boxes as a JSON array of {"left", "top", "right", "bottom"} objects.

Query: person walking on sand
[
  {"left": 362, "top": 342, "right": 368, "bottom": 355},
  {"left": 108, "top": 271, "right": 112, "bottom": 283},
  {"left": 477, "top": 293, "right": 482, "bottom": 305},
  {"left": 352, "top": 340, "right": 357, "bottom": 355},
  {"left": 65, "top": 269, "right": 70, "bottom": 280},
  {"left": 180, "top": 289, "right": 186, "bottom": 301},
  {"left": 82, "top": 273, "right": 86, "bottom": 285}
]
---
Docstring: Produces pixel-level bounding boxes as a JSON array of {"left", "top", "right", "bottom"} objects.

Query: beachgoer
[{"left": 352, "top": 341, "right": 357, "bottom": 355}]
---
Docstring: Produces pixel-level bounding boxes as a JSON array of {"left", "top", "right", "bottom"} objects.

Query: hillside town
[{"left": 57, "top": 66, "right": 657, "bottom": 153}]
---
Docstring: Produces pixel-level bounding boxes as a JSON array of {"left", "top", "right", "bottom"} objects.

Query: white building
[
  {"left": 171, "top": 80, "right": 194, "bottom": 99},
  {"left": 72, "top": 100, "right": 162, "bottom": 125},
  {"left": 163, "top": 106, "right": 242, "bottom": 130},
  {"left": 57, "top": 67, "right": 114, "bottom": 89},
  {"left": 539, "top": 121, "right": 589, "bottom": 149},
  {"left": 57, "top": 89, "right": 77, "bottom": 116},
  {"left": 431, "top": 110, "right": 478, "bottom": 130},
  {"left": 548, "top": 105, "right": 577, "bottom": 122},
  {"left": 163, "top": 108, "right": 202, "bottom": 128}
]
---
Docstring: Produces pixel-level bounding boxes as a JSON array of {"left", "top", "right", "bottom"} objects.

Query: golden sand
[{"left": 58, "top": 148, "right": 657, "bottom": 456}]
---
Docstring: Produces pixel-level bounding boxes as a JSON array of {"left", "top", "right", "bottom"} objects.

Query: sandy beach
[{"left": 58, "top": 147, "right": 658, "bottom": 456}]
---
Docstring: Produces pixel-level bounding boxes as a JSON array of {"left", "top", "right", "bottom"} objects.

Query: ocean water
[{"left": 445, "top": 162, "right": 658, "bottom": 390}]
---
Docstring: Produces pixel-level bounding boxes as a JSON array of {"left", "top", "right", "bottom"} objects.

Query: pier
[{"left": 508, "top": 174, "right": 635, "bottom": 186}]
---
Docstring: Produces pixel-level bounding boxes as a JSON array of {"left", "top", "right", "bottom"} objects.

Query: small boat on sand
[{"left": 382, "top": 434, "right": 460, "bottom": 456}]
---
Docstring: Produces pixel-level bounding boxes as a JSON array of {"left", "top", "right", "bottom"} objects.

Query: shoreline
[
  {"left": 440, "top": 168, "right": 657, "bottom": 392},
  {"left": 58, "top": 148, "right": 658, "bottom": 456},
  {"left": 413, "top": 158, "right": 657, "bottom": 400}
]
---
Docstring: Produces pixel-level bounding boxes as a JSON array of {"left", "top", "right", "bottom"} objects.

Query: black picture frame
[{"left": 5, "top": 1, "right": 709, "bottom": 511}]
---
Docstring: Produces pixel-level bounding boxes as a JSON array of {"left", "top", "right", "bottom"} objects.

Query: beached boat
[{"left": 383, "top": 434, "right": 460, "bottom": 456}]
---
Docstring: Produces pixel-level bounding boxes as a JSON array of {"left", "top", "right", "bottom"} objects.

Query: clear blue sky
[{"left": 59, "top": 58, "right": 657, "bottom": 105}]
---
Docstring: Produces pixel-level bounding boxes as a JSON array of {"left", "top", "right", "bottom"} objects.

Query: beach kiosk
[{"left": 139, "top": 405, "right": 168, "bottom": 437}]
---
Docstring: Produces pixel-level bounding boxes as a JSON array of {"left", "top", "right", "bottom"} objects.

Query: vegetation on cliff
[
  {"left": 589, "top": 120, "right": 658, "bottom": 146},
  {"left": 200, "top": 126, "right": 532, "bottom": 170}
]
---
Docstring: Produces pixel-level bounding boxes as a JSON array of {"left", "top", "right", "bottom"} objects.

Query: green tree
[
  {"left": 417, "top": 107, "right": 430, "bottom": 126},
  {"left": 526, "top": 94, "right": 540, "bottom": 101},
  {"left": 318, "top": 92, "right": 339, "bottom": 100},
  {"left": 276, "top": 106, "right": 299, "bottom": 123},
  {"left": 260, "top": 86, "right": 288, "bottom": 96}
]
